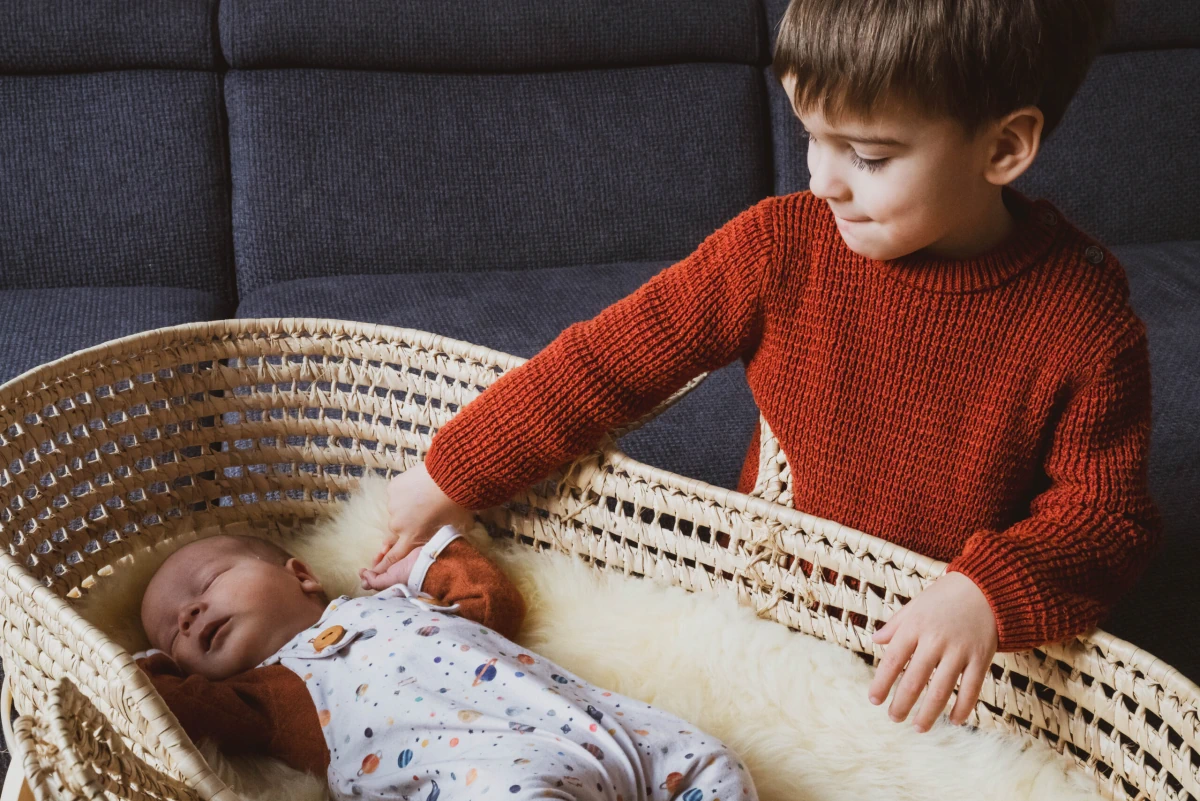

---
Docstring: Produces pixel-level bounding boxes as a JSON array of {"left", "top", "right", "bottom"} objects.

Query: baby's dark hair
[{"left": 772, "top": 0, "right": 1115, "bottom": 140}]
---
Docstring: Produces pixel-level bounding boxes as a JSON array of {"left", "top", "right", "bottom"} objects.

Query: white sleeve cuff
[
  {"left": 407, "top": 525, "right": 464, "bottom": 595},
  {"left": 133, "top": 648, "right": 166, "bottom": 661}
]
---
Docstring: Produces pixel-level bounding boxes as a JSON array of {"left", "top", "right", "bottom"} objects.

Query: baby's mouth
[{"left": 200, "top": 616, "right": 231, "bottom": 653}]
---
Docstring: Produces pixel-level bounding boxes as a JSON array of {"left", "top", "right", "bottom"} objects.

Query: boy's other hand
[
  {"left": 868, "top": 572, "right": 998, "bottom": 732},
  {"left": 360, "top": 463, "right": 475, "bottom": 591}
]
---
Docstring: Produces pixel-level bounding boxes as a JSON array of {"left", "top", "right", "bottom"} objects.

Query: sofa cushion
[
  {"left": 0, "top": 72, "right": 234, "bottom": 300},
  {"left": 0, "top": 0, "right": 217, "bottom": 73},
  {"left": 219, "top": 0, "right": 767, "bottom": 71},
  {"left": 0, "top": 288, "right": 230, "bottom": 384},
  {"left": 235, "top": 265, "right": 759, "bottom": 489},
  {"left": 1107, "top": 0, "right": 1200, "bottom": 49},
  {"left": 225, "top": 67, "right": 771, "bottom": 296},
  {"left": 1013, "top": 50, "right": 1200, "bottom": 244},
  {"left": 1103, "top": 241, "right": 1200, "bottom": 679}
]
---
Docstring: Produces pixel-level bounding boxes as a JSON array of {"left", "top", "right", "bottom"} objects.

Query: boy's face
[
  {"left": 141, "top": 537, "right": 327, "bottom": 681},
  {"left": 781, "top": 75, "right": 1010, "bottom": 262}
]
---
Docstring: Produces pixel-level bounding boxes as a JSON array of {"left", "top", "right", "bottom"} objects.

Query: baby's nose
[{"left": 179, "top": 604, "right": 202, "bottom": 633}]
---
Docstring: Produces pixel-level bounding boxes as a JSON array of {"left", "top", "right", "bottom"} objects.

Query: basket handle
[
  {"left": 8, "top": 714, "right": 66, "bottom": 801},
  {"left": 39, "top": 677, "right": 207, "bottom": 801}
]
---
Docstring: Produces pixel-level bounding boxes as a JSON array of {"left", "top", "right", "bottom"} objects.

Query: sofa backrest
[
  {"left": 3, "top": 1, "right": 1194, "bottom": 302},
  {"left": 0, "top": 0, "right": 236, "bottom": 300},
  {"left": 764, "top": 0, "right": 1200, "bottom": 247},
  {"left": 220, "top": 0, "right": 775, "bottom": 296}
]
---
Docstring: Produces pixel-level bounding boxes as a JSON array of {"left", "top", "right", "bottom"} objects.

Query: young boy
[
  {"left": 137, "top": 529, "right": 755, "bottom": 800},
  {"left": 366, "top": 0, "right": 1160, "bottom": 735}
]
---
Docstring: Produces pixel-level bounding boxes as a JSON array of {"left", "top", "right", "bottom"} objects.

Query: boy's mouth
[{"left": 200, "top": 616, "right": 231, "bottom": 652}]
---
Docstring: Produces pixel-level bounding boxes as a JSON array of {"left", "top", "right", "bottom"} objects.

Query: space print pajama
[{"left": 261, "top": 582, "right": 755, "bottom": 801}]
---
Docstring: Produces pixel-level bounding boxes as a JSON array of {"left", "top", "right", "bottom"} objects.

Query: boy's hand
[
  {"left": 359, "top": 463, "right": 475, "bottom": 591},
  {"left": 868, "top": 572, "right": 998, "bottom": 732}
]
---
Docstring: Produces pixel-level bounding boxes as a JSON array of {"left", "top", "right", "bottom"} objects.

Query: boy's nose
[
  {"left": 808, "top": 164, "right": 850, "bottom": 204},
  {"left": 807, "top": 150, "right": 850, "bottom": 204}
]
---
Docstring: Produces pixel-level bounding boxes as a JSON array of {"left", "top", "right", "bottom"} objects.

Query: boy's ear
[
  {"left": 285, "top": 557, "right": 325, "bottom": 595},
  {"left": 983, "top": 106, "right": 1044, "bottom": 186}
]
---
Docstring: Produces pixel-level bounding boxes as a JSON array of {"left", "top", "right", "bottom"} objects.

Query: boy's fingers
[
  {"left": 888, "top": 646, "right": 939, "bottom": 723},
  {"left": 949, "top": 660, "right": 989, "bottom": 725},
  {"left": 374, "top": 545, "right": 406, "bottom": 572},
  {"left": 873, "top": 617, "right": 897, "bottom": 644},
  {"left": 868, "top": 632, "right": 915, "bottom": 704},
  {"left": 913, "top": 657, "right": 964, "bottom": 732}
]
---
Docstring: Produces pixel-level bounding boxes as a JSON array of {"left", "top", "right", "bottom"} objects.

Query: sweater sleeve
[
  {"left": 424, "top": 198, "right": 779, "bottom": 510},
  {"left": 136, "top": 654, "right": 331, "bottom": 775},
  {"left": 947, "top": 324, "right": 1163, "bottom": 651},
  {"left": 415, "top": 538, "right": 527, "bottom": 641}
]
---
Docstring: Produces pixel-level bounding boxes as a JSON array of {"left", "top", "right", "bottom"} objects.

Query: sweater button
[
  {"left": 1084, "top": 245, "right": 1105, "bottom": 264},
  {"left": 1038, "top": 210, "right": 1058, "bottom": 226}
]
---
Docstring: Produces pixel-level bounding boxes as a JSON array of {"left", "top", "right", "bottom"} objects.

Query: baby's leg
[
  {"left": 339, "top": 749, "right": 616, "bottom": 801},
  {"left": 622, "top": 706, "right": 756, "bottom": 801}
]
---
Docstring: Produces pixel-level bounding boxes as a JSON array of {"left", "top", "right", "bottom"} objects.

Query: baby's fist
[{"left": 360, "top": 546, "right": 424, "bottom": 591}]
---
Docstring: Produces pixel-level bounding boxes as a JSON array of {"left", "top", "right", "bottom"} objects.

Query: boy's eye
[{"left": 850, "top": 152, "right": 888, "bottom": 173}]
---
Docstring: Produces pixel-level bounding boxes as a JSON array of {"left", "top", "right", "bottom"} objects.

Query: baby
[{"left": 137, "top": 526, "right": 756, "bottom": 801}]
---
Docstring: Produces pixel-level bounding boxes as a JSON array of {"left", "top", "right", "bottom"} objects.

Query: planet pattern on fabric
[
  {"left": 358, "top": 752, "right": 381, "bottom": 775},
  {"left": 417, "top": 625, "right": 439, "bottom": 637},
  {"left": 472, "top": 658, "right": 498, "bottom": 686}
]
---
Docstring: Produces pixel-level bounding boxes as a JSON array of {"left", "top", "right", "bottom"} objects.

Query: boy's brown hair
[{"left": 772, "top": 0, "right": 1115, "bottom": 139}]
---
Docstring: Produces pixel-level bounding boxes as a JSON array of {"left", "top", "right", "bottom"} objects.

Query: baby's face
[{"left": 141, "top": 537, "right": 327, "bottom": 680}]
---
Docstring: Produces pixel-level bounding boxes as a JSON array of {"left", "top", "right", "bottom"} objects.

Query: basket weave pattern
[{"left": 0, "top": 319, "right": 1196, "bottom": 801}]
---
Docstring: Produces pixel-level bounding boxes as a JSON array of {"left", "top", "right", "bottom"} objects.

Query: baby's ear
[{"left": 286, "top": 557, "right": 325, "bottom": 595}]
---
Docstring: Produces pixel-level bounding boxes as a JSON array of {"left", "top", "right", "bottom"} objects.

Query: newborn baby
[{"left": 137, "top": 527, "right": 756, "bottom": 801}]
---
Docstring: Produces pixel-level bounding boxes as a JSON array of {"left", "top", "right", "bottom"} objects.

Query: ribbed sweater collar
[{"left": 852, "top": 187, "right": 1061, "bottom": 294}]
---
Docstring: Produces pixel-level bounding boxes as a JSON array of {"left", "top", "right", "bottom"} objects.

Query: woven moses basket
[{"left": 1, "top": 318, "right": 1197, "bottom": 801}]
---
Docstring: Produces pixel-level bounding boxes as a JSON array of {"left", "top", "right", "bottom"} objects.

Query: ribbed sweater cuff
[
  {"left": 425, "top": 437, "right": 486, "bottom": 511},
  {"left": 946, "top": 536, "right": 1045, "bottom": 652}
]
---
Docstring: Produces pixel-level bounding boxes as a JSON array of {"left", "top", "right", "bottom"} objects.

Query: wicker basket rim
[{"left": 2, "top": 316, "right": 1195, "bottom": 710}]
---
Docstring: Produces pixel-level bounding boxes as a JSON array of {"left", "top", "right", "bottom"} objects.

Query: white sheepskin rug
[{"left": 76, "top": 477, "right": 1102, "bottom": 801}]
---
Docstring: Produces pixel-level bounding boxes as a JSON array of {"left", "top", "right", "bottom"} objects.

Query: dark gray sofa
[{"left": 1, "top": 0, "right": 1197, "bottom": 781}]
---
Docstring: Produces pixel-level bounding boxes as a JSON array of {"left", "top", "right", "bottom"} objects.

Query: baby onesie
[{"left": 261, "top": 528, "right": 755, "bottom": 801}]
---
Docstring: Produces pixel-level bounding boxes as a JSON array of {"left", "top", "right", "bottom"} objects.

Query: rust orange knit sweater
[{"left": 424, "top": 189, "right": 1162, "bottom": 652}]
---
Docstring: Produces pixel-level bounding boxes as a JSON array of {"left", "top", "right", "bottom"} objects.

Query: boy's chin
[{"left": 842, "top": 238, "right": 911, "bottom": 262}]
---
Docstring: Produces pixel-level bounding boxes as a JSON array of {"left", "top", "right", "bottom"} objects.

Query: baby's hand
[
  {"left": 361, "top": 463, "right": 475, "bottom": 588},
  {"left": 359, "top": 546, "right": 424, "bottom": 591},
  {"left": 868, "top": 572, "right": 998, "bottom": 732}
]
